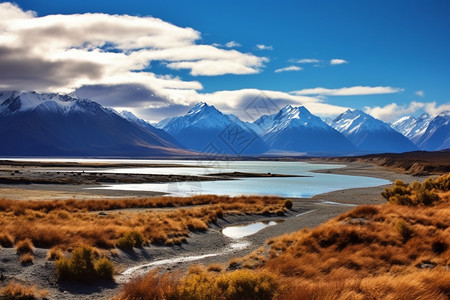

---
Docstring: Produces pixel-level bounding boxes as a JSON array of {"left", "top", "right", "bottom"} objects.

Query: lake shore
[{"left": 0, "top": 160, "right": 422, "bottom": 299}]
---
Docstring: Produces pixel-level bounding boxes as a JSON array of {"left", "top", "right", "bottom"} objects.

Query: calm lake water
[
  {"left": 5, "top": 158, "right": 390, "bottom": 198},
  {"left": 89, "top": 160, "right": 390, "bottom": 197}
]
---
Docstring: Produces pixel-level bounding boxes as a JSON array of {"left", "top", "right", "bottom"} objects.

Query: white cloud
[
  {"left": 274, "top": 65, "right": 303, "bottom": 73},
  {"left": 225, "top": 41, "right": 241, "bottom": 48},
  {"left": 0, "top": 2, "right": 267, "bottom": 98},
  {"left": 198, "top": 89, "right": 349, "bottom": 122},
  {"left": 424, "top": 102, "right": 450, "bottom": 116},
  {"left": 256, "top": 44, "right": 273, "bottom": 50},
  {"left": 291, "top": 86, "right": 404, "bottom": 96},
  {"left": 364, "top": 101, "right": 450, "bottom": 122},
  {"left": 330, "top": 58, "right": 348, "bottom": 65},
  {"left": 415, "top": 90, "right": 425, "bottom": 97},
  {"left": 295, "top": 58, "right": 320, "bottom": 64},
  {"left": 364, "top": 102, "right": 425, "bottom": 122}
]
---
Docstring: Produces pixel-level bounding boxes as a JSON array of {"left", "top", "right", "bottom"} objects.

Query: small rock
[{"left": 98, "top": 212, "right": 107, "bottom": 216}]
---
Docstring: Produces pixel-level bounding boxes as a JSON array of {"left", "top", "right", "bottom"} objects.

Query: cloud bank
[
  {"left": 292, "top": 86, "right": 404, "bottom": 96},
  {"left": 0, "top": 2, "right": 267, "bottom": 104}
]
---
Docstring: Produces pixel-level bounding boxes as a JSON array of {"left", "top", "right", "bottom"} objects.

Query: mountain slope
[
  {"left": 156, "top": 102, "right": 268, "bottom": 155},
  {"left": 0, "top": 92, "right": 190, "bottom": 156},
  {"left": 256, "top": 105, "right": 357, "bottom": 155},
  {"left": 413, "top": 113, "right": 450, "bottom": 150},
  {"left": 391, "top": 113, "right": 431, "bottom": 142},
  {"left": 330, "top": 109, "right": 417, "bottom": 153}
]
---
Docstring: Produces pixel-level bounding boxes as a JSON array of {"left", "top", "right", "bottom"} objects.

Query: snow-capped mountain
[
  {"left": 330, "top": 109, "right": 417, "bottom": 153},
  {"left": 255, "top": 105, "right": 357, "bottom": 154},
  {"left": 0, "top": 91, "right": 189, "bottom": 156},
  {"left": 391, "top": 113, "right": 431, "bottom": 141},
  {"left": 413, "top": 113, "right": 450, "bottom": 150},
  {"left": 156, "top": 102, "right": 268, "bottom": 154}
]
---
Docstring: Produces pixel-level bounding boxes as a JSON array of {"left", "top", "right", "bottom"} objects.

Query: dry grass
[
  {"left": 117, "top": 267, "right": 278, "bottom": 300},
  {"left": 0, "top": 281, "right": 48, "bottom": 299},
  {"left": 0, "top": 195, "right": 284, "bottom": 250},
  {"left": 15, "top": 238, "right": 34, "bottom": 254},
  {"left": 20, "top": 253, "right": 34, "bottom": 265},
  {"left": 118, "top": 173, "right": 450, "bottom": 299}
]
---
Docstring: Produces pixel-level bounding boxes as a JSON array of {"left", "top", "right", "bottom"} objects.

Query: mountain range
[
  {"left": 0, "top": 92, "right": 190, "bottom": 156},
  {"left": 0, "top": 91, "right": 448, "bottom": 157},
  {"left": 391, "top": 112, "right": 450, "bottom": 151}
]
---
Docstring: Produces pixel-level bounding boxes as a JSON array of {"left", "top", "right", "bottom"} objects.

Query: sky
[{"left": 1, "top": 0, "right": 449, "bottom": 122}]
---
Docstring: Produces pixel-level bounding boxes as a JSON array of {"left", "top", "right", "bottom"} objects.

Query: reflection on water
[
  {"left": 88, "top": 160, "right": 390, "bottom": 198},
  {"left": 222, "top": 220, "right": 284, "bottom": 239}
]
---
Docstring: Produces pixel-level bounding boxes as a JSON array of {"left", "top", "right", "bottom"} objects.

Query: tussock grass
[
  {"left": 117, "top": 267, "right": 278, "bottom": 300},
  {"left": 15, "top": 238, "right": 34, "bottom": 255},
  {"left": 0, "top": 195, "right": 283, "bottom": 250},
  {"left": 0, "top": 281, "right": 48, "bottom": 299},
  {"left": 19, "top": 253, "right": 34, "bottom": 265}
]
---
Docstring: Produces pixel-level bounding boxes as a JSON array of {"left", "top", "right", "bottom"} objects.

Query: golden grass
[
  {"left": 0, "top": 195, "right": 284, "bottom": 250},
  {"left": 19, "top": 253, "right": 34, "bottom": 265},
  {"left": 0, "top": 281, "right": 48, "bottom": 299},
  {"left": 117, "top": 267, "right": 278, "bottom": 300},
  {"left": 118, "top": 173, "right": 450, "bottom": 299}
]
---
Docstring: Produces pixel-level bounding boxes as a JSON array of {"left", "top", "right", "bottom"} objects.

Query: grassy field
[
  {"left": 0, "top": 195, "right": 285, "bottom": 250},
  {"left": 117, "top": 173, "right": 450, "bottom": 300}
]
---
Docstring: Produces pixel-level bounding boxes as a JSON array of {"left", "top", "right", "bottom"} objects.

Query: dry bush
[
  {"left": 207, "top": 263, "right": 223, "bottom": 273},
  {"left": 46, "top": 247, "right": 64, "bottom": 261},
  {"left": 119, "top": 270, "right": 180, "bottom": 300},
  {"left": 55, "top": 245, "right": 114, "bottom": 283},
  {"left": 15, "top": 238, "right": 34, "bottom": 254},
  {"left": 0, "top": 233, "right": 14, "bottom": 247},
  {"left": 20, "top": 253, "right": 34, "bottom": 265},
  {"left": 117, "top": 231, "right": 145, "bottom": 250},
  {"left": 0, "top": 281, "right": 48, "bottom": 299}
]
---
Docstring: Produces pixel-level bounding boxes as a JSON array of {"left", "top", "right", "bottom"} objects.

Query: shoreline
[{"left": 0, "top": 161, "right": 421, "bottom": 299}]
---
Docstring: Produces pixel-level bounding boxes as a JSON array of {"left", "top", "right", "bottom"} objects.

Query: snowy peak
[
  {"left": 331, "top": 109, "right": 388, "bottom": 135},
  {"left": 391, "top": 113, "right": 431, "bottom": 139},
  {"left": 0, "top": 91, "right": 86, "bottom": 115},
  {"left": 187, "top": 102, "right": 210, "bottom": 115},
  {"left": 258, "top": 105, "right": 329, "bottom": 134},
  {"left": 330, "top": 109, "right": 417, "bottom": 153}
]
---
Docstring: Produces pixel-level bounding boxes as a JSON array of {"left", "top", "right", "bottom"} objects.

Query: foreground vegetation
[
  {"left": 0, "top": 195, "right": 285, "bottom": 251},
  {"left": 118, "top": 173, "right": 450, "bottom": 299}
]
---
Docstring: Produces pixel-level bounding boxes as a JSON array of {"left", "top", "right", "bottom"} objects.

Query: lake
[{"left": 5, "top": 158, "right": 390, "bottom": 198}]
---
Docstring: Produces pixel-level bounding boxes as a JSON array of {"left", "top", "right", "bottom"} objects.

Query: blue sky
[{"left": 4, "top": 0, "right": 450, "bottom": 121}]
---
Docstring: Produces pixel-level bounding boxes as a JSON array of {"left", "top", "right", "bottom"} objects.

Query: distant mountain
[
  {"left": 0, "top": 91, "right": 190, "bottom": 156},
  {"left": 391, "top": 113, "right": 431, "bottom": 141},
  {"left": 120, "top": 110, "right": 182, "bottom": 147},
  {"left": 255, "top": 105, "right": 357, "bottom": 155},
  {"left": 155, "top": 102, "right": 268, "bottom": 155},
  {"left": 330, "top": 109, "right": 417, "bottom": 153},
  {"left": 413, "top": 113, "right": 450, "bottom": 150}
]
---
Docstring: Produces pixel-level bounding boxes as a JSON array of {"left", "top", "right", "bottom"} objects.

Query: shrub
[
  {"left": 0, "top": 281, "right": 48, "bottom": 300},
  {"left": 47, "top": 247, "right": 64, "bottom": 261},
  {"left": 215, "top": 269, "right": 278, "bottom": 300},
  {"left": 276, "top": 209, "right": 285, "bottom": 216},
  {"left": 284, "top": 199, "right": 293, "bottom": 210},
  {"left": 55, "top": 246, "right": 114, "bottom": 283},
  {"left": 395, "top": 220, "right": 413, "bottom": 243},
  {"left": 95, "top": 257, "right": 114, "bottom": 280},
  {"left": 20, "top": 253, "right": 34, "bottom": 265},
  {"left": 207, "top": 263, "right": 223, "bottom": 273},
  {"left": 117, "top": 231, "right": 145, "bottom": 250},
  {"left": 16, "top": 239, "right": 34, "bottom": 255},
  {"left": 0, "top": 233, "right": 14, "bottom": 247}
]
